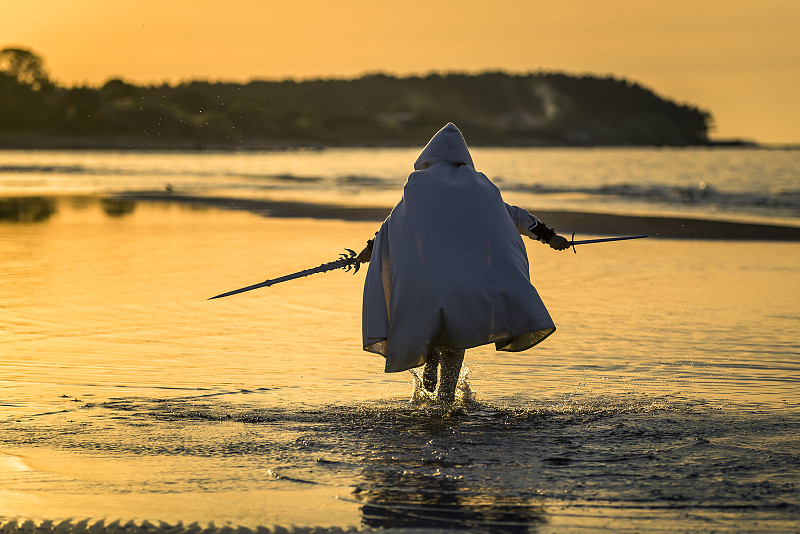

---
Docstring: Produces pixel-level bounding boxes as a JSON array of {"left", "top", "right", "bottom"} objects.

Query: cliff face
[{"left": 1, "top": 63, "right": 712, "bottom": 148}]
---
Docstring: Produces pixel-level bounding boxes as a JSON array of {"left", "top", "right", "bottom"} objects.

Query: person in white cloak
[{"left": 357, "top": 123, "right": 570, "bottom": 404}]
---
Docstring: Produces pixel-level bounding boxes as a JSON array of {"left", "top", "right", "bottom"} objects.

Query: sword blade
[
  {"left": 209, "top": 250, "right": 357, "bottom": 300},
  {"left": 571, "top": 235, "right": 649, "bottom": 246},
  {"left": 208, "top": 279, "right": 277, "bottom": 300}
]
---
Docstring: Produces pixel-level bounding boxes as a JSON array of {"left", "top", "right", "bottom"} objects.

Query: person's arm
[{"left": 505, "top": 204, "right": 570, "bottom": 251}]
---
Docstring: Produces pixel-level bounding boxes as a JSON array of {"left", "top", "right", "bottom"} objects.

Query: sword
[
  {"left": 209, "top": 249, "right": 360, "bottom": 300},
  {"left": 569, "top": 233, "right": 648, "bottom": 253}
]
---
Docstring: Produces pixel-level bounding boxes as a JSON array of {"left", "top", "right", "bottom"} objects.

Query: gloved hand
[
  {"left": 548, "top": 234, "right": 571, "bottom": 251},
  {"left": 356, "top": 245, "right": 373, "bottom": 263}
]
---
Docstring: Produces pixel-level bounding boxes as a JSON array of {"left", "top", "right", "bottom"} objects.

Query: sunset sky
[{"left": 2, "top": 0, "right": 798, "bottom": 144}]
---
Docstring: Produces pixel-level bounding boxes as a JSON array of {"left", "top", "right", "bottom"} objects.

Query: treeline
[{"left": 0, "top": 47, "right": 713, "bottom": 148}]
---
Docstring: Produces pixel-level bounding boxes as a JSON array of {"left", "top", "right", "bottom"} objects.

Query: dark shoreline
[
  {"left": 0, "top": 134, "right": 775, "bottom": 151},
  {"left": 114, "top": 192, "right": 800, "bottom": 241}
]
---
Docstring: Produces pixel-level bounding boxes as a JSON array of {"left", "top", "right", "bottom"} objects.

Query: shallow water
[
  {"left": 1, "top": 199, "right": 799, "bottom": 532},
  {"left": 4, "top": 396, "right": 799, "bottom": 532}
]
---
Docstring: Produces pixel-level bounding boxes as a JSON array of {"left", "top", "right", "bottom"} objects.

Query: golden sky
[{"left": 3, "top": 0, "right": 799, "bottom": 143}]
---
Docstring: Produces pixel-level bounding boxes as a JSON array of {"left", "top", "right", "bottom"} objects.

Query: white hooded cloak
[{"left": 362, "top": 123, "right": 556, "bottom": 373}]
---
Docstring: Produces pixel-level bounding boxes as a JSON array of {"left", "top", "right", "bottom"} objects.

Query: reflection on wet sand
[
  {"left": 339, "top": 401, "right": 545, "bottom": 532},
  {"left": 0, "top": 196, "right": 138, "bottom": 223},
  {"left": 355, "top": 467, "right": 545, "bottom": 532},
  {"left": 0, "top": 196, "right": 56, "bottom": 222},
  {"left": 101, "top": 198, "right": 137, "bottom": 217},
  {"left": 352, "top": 389, "right": 544, "bottom": 531}
]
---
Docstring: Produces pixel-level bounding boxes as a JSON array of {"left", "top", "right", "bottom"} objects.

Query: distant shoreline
[
  {"left": 0, "top": 68, "right": 715, "bottom": 148},
  {"left": 0, "top": 135, "right": 768, "bottom": 151},
  {"left": 113, "top": 191, "right": 800, "bottom": 241}
]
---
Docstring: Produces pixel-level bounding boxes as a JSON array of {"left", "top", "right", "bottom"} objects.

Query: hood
[{"left": 413, "top": 123, "right": 474, "bottom": 171}]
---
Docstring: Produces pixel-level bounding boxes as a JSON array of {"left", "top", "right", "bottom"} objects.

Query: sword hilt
[
  {"left": 571, "top": 232, "right": 577, "bottom": 254},
  {"left": 341, "top": 248, "right": 360, "bottom": 274}
]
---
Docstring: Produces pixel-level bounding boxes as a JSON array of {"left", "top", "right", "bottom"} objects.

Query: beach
[
  {"left": 1, "top": 146, "right": 799, "bottom": 532},
  {"left": 4, "top": 0, "right": 800, "bottom": 527},
  {"left": 1, "top": 193, "right": 799, "bottom": 533}
]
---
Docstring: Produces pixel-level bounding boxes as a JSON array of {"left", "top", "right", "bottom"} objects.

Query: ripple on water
[{"left": 2, "top": 393, "right": 798, "bottom": 532}]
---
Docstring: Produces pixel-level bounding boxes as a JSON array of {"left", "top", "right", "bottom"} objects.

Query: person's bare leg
[
  {"left": 422, "top": 348, "right": 440, "bottom": 393},
  {"left": 436, "top": 347, "right": 465, "bottom": 404}
]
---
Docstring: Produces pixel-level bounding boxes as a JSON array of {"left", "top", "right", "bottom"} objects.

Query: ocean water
[
  {"left": 0, "top": 147, "right": 799, "bottom": 225},
  {"left": 0, "top": 148, "right": 799, "bottom": 532}
]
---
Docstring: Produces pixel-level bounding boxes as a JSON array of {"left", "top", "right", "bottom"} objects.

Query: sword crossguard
[
  {"left": 571, "top": 232, "right": 577, "bottom": 254},
  {"left": 341, "top": 248, "right": 360, "bottom": 274}
]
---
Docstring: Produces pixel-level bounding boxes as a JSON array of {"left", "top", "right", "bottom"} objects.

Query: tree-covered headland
[{"left": 1, "top": 47, "right": 714, "bottom": 148}]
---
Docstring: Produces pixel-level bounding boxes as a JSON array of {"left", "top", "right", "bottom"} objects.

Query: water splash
[{"left": 408, "top": 365, "right": 474, "bottom": 407}]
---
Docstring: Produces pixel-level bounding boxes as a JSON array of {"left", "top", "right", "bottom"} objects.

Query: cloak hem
[{"left": 364, "top": 325, "right": 556, "bottom": 373}]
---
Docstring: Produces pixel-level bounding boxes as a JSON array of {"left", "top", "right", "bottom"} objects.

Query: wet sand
[{"left": 115, "top": 191, "right": 800, "bottom": 240}]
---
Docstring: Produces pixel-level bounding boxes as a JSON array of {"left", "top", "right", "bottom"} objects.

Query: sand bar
[{"left": 115, "top": 191, "right": 800, "bottom": 241}]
